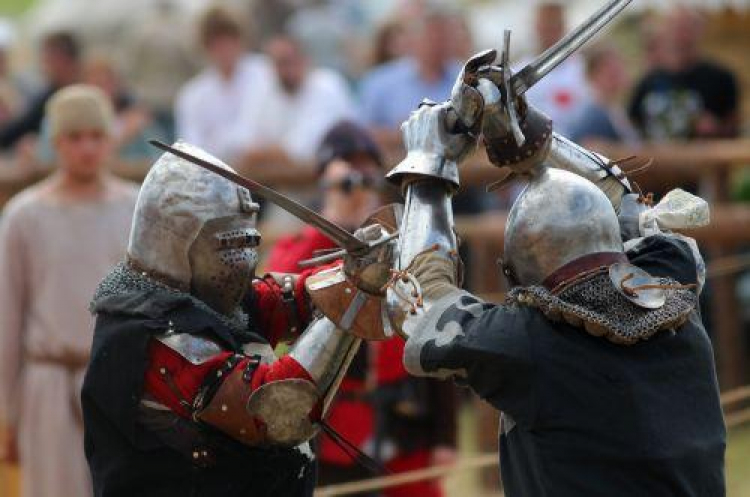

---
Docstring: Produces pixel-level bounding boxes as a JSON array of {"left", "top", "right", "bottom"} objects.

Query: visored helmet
[{"left": 127, "top": 141, "right": 260, "bottom": 314}]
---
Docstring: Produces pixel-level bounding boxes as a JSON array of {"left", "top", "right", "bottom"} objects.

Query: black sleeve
[
  {"left": 709, "top": 67, "right": 739, "bottom": 119},
  {"left": 405, "top": 292, "right": 535, "bottom": 424},
  {"left": 627, "top": 77, "right": 649, "bottom": 130},
  {"left": 626, "top": 234, "right": 699, "bottom": 287},
  {"left": 0, "top": 91, "right": 50, "bottom": 149}
]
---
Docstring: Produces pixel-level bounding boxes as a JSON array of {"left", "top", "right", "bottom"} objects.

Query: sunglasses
[{"left": 321, "top": 171, "right": 382, "bottom": 194}]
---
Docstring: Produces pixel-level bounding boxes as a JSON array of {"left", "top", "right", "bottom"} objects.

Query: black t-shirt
[{"left": 628, "top": 61, "right": 739, "bottom": 140}]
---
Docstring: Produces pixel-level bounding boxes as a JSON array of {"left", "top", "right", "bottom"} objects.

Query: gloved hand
[
  {"left": 386, "top": 50, "right": 497, "bottom": 191},
  {"left": 474, "top": 65, "right": 554, "bottom": 176}
]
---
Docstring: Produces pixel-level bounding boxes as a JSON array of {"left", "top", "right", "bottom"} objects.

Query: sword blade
[
  {"left": 512, "top": 0, "right": 632, "bottom": 96},
  {"left": 149, "top": 140, "right": 368, "bottom": 253}
]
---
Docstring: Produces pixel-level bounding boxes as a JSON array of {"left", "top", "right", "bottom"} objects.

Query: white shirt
[
  {"left": 229, "top": 68, "right": 356, "bottom": 163},
  {"left": 175, "top": 55, "right": 272, "bottom": 160},
  {"left": 519, "top": 54, "right": 590, "bottom": 136}
]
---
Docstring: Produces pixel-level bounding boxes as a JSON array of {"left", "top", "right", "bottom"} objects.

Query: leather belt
[{"left": 26, "top": 350, "right": 89, "bottom": 371}]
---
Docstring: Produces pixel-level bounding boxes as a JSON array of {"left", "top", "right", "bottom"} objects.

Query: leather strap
[
  {"left": 485, "top": 107, "right": 554, "bottom": 168},
  {"left": 543, "top": 252, "right": 628, "bottom": 292},
  {"left": 194, "top": 355, "right": 266, "bottom": 446}
]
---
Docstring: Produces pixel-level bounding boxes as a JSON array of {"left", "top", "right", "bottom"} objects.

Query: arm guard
[
  {"left": 202, "top": 317, "right": 359, "bottom": 447},
  {"left": 546, "top": 134, "right": 633, "bottom": 213},
  {"left": 388, "top": 163, "right": 461, "bottom": 328},
  {"left": 145, "top": 316, "right": 359, "bottom": 448}
]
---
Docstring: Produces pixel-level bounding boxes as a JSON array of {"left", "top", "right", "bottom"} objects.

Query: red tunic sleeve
[
  {"left": 249, "top": 269, "right": 317, "bottom": 348},
  {"left": 143, "top": 339, "right": 314, "bottom": 420}
]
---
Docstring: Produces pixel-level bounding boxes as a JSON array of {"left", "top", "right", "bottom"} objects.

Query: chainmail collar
[
  {"left": 91, "top": 262, "right": 249, "bottom": 334},
  {"left": 507, "top": 270, "right": 697, "bottom": 345}
]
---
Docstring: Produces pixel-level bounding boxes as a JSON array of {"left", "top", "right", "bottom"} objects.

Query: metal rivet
[
  {"left": 159, "top": 367, "right": 167, "bottom": 375},
  {"left": 344, "top": 288, "right": 352, "bottom": 294},
  {"left": 290, "top": 327, "right": 297, "bottom": 333},
  {"left": 221, "top": 404, "right": 228, "bottom": 412},
  {"left": 240, "top": 428, "right": 246, "bottom": 435},
  {"left": 202, "top": 451, "right": 208, "bottom": 457},
  {"left": 216, "top": 370, "right": 223, "bottom": 377},
  {"left": 192, "top": 451, "right": 200, "bottom": 459}
]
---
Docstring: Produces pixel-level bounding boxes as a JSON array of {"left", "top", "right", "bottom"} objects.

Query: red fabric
[
  {"left": 250, "top": 356, "right": 320, "bottom": 421},
  {"left": 143, "top": 340, "right": 234, "bottom": 418},
  {"left": 266, "top": 226, "right": 337, "bottom": 273},
  {"left": 553, "top": 90, "right": 574, "bottom": 108},
  {"left": 319, "top": 376, "right": 374, "bottom": 465},
  {"left": 319, "top": 397, "right": 374, "bottom": 464},
  {"left": 249, "top": 356, "right": 313, "bottom": 391},
  {"left": 144, "top": 341, "right": 315, "bottom": 420},
  {"left": 384, "top": 449, "right": 443, "bottom": 497},
  {"left": 373, "top": 337, "right": 409, "bottom": 385},
  {"left": 250, "top": 268, "right": 318, "bottom": 348}
]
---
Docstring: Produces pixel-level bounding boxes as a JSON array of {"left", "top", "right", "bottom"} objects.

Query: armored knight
[
  {"left": 82, "top": 143, "right": 392, "bottom": 497},
  {"left": 387, "top": 49, "right": 725, "bottom": 496}
]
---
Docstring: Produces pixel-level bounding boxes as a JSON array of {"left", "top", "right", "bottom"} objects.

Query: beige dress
[{"left": 0, "top": 177, "right": 138, "bottom": 497}]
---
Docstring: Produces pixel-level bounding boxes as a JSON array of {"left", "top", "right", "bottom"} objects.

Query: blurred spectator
[
  {"left": 266, "top": 121, "right": 383, "bottom": 489},
  {"left": 371, "top": 18, "right": 408, "bottom": 67},
  {"left": 359, "top": 6, "right": 462, "bottom": 149},
  {"left": 37, "top": 53, "right": 168, "bottom": 163},
  {"left": 569, "top": 44, "right": 639, "bottom": 146},
  {"left": 521, "top": 3, "right": 589, "bottom": 135},
  {"left": 0, "top": 31, "right": 81, "bottom": 151},
  {"left": 447, "top": 12, "right": 474, "bottom": 61},
  {"left": 641, "top": 13, "right": 672, "bottom": 72},
  {"left": 0, "top": 19, "right": 21, "bottom": 128},
  {"left": 230, "top": 33, "right": 355, "bottom": 167},
  {"left": 82, "top": 53, "right": 168, "bottom": 160},
  {"left": 628, "top": 7, "right": 740, "bottom": 140},
  {"left": 174, "top": 5, "right": 270, "bottom": 160},
  {"left": 0, "top": 85, "right": 138, "bottom": 497},
  {"left": 266, "top": 121, "right": 383, "bottom": 270},
  {"left": 123, "top": 0, "right": 199, "bottom": 139}
]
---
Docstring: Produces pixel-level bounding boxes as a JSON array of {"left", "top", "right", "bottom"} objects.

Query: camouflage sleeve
[{"left": 403, "top": 290, "right": 535, "bottom": 418}]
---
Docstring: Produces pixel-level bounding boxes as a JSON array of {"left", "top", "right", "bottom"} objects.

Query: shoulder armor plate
[{"left": 155, "top": 332, "right": 223, "bottom": 365}]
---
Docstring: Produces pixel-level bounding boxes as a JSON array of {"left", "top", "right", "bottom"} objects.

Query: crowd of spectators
[
  {"left": 0, "top": 2, "right": 745, "bottom": 497},
  {"left": 0, "top": 3, "right": 742, "bottom": 173}
]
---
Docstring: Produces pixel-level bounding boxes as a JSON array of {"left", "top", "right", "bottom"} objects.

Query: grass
[
  {"left": 727, "top": 424, "right": 750, "bottom": 497},
  {"left": 0, "top": 0, "right": 33, "bottom": 16}
]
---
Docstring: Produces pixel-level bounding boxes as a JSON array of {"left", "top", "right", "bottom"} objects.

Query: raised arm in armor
[
  {"left": 386, "top": 46, "right": 722, "bottom": 497},
  {"left": 384, "top": 51, "right": 496, "bottom": 318}
]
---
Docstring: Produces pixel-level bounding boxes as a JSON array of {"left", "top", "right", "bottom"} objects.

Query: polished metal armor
[
  {"left": 128, "top": 141, "right": 260, "bottom": 314},
  {"left": 504, "top": 168, "right": 623, "bottom": 287}
]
